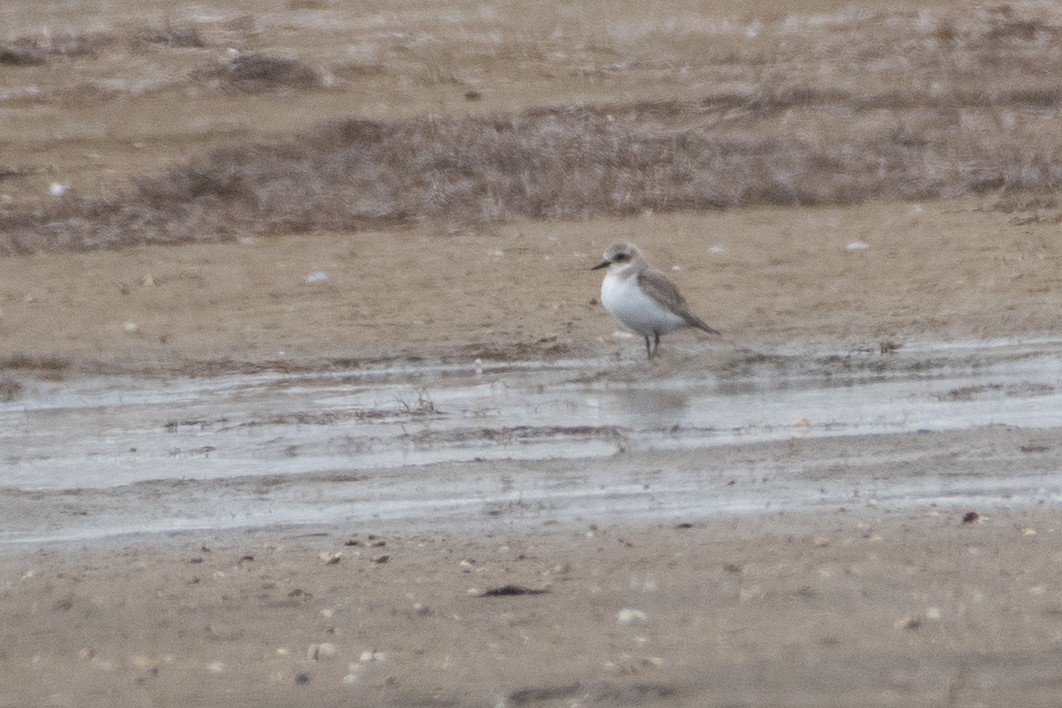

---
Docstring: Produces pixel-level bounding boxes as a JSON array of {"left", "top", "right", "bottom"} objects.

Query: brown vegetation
[
  {"left": 4, "top": 86, "right": 1062, "bottom": 254},
  {"left": 190, "top": 54, "right": 321, "bottom": 92},
  {"left": 3, "top": 3, "right": 1062, "bottom": 254}
]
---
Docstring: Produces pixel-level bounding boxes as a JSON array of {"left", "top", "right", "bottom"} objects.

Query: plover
[{"left": 592, "top": 242, "right": 719, "bottom": 360}]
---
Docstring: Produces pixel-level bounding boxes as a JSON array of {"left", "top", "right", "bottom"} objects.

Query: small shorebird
[{"left": 592, "top": 242, "right": 719, "bottom": 360}]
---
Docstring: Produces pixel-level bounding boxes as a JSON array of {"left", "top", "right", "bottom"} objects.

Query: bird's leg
[
  {"left": 644, "top": 335, "right": 653, "bottom": 360},
  {"left": 653, "top": 332, "right": 661, "bottom": 358}
]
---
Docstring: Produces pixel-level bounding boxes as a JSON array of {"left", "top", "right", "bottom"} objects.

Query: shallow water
[{"left": 3, "top": 338, "right": 1062, "bottom": 544}]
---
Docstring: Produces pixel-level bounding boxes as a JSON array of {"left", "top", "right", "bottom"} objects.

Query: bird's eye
[{"left": 613, "top": 254, "right": 630, "bottom": 263}]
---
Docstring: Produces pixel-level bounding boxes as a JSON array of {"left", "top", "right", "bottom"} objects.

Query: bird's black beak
[{"left": 591, "top": 259, "right": 610, "bottom": 270}]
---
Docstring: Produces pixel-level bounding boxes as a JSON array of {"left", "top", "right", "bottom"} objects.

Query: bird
[{"left": 591, "top": 242, "right": 719, "bottom": 360}]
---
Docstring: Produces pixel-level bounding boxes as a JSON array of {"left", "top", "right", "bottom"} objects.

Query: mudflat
[{"left": 4, "top": 0, "right": 1062, "bottom": 706}]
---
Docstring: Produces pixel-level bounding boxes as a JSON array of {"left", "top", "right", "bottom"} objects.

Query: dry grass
[
  {"left": 4, "top": 89, "right": 1062, "bottom": 254},
  {"left": 0, "top": 24, "right": 208, "bottom": 66},
  {"left": 3, "top": 2, "right": 1062, "bottom": 253},
  {"left": 0, "top": 31, "right": 118, "bottom": 65},
  {"left": 189, "top": 54, "right": 322, "bottom": 92}
]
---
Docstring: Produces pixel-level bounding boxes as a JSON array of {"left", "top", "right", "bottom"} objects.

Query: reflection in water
[{"left": 602, "top": 384, "right": 691, "bottom": 425}]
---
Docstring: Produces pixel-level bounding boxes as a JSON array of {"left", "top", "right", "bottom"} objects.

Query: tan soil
[
  {"left": 2, "top": 199, "right": 1061, "bottom": 373},
  {"left": 4, "top": 1, "right": 1062, "bottom": 706},
  {"left": 5, "top": 508, "right": 1062, "bottom": 707}
]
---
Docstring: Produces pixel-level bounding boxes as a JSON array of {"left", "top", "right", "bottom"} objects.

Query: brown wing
[{"left": 638, "top": 269, "right": 720, "bottom": 335}]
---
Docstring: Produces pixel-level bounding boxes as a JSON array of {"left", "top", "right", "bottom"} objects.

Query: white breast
[{"left": 601, "top": 272, "right": 687, "bottom": 336}]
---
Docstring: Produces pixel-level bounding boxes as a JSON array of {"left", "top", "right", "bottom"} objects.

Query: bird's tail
[{"left": 685, "top": 314, "right": 721, "bottom": 336}]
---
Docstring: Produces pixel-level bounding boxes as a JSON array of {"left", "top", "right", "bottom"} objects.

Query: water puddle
[{"left": 3, "top": 338, "right": 1062, "bottom": 544}]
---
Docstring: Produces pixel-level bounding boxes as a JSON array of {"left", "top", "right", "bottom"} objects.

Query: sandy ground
[
  {"left": 3, "top": 198, "right": 1062, "bottom": 373},
  {"left": 5, "top": 1, "right": 1062, "bottom": 706},
  {"left": 6, "top": 506, "right": 1062, "bottom": 707},
  {"left": 5, "top": 193, "right": 1062, "bottom": 708}
]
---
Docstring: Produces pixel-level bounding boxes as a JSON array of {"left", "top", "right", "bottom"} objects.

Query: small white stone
[
  {"left": 617, "top": 608, "right": 648, "bottom": 626},
  {"left": 48, "top": 182, "right": 67, "bottom": 197},
  {"left": 847, "top": 241, "right": 870, "bottom": 251}
]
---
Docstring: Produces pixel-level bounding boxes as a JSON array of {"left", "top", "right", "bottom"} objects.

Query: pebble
[
  {"left": 319, "top": 551, "right": 342, "bottom": 565},
  {"left": 616, "top": 608, "right": 648, "bottom": 626},
  {"left": 130, "top": 654, "right": 172, "bottom": 670},
  {"left": 305, "top": 271, "right": 331, "bottom": 284},
  {"left": 371, "top": 554, "right": 390, "bottom": 564},
  {"left": 894, "top": 615, "right": 921, "bottom": 630},
  {"left": 847, "top": 241, "right": 870, "bottom": 251},
  {"left": 206, "top": 661, "right": 226, "bottom": 674}
]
